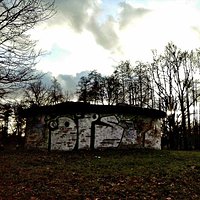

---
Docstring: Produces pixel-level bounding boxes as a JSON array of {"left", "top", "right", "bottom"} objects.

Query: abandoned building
[{"left": 21, "top": 102, "right": 166, "bottom": 151}]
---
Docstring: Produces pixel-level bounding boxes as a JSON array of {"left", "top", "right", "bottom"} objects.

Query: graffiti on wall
[
  {"left": 45, "top": 113, "right": 161, "bottom": 151},
  {"left": 49, "top": 117, "right": 77, "bottom": 151}
]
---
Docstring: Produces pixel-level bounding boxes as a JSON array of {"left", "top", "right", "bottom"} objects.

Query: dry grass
[{"left": 1, "top": 148, "right": 200, "bottom": 199}]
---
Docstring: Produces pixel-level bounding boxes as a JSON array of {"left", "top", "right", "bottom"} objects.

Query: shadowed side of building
[{"left": 20, "top": 102, "right": 166, "bottom": 151}]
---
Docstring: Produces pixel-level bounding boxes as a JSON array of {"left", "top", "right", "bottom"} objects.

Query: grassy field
[{"left": 1, "top": 148, "right": 200, "bottom": 199}]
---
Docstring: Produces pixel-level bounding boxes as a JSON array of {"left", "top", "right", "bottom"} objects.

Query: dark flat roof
[{"left": 21, "top": 102, "right": 166, "bottom": 119}]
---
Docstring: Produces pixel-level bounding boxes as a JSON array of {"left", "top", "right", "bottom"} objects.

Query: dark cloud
[
  {"left": 57, "top": 71, "right": 89, "bottom": 93},
  {"left": 51, "top": 0, "right": 100, "bottom": 32},
  {"left": 49, "top": 0, "right": 120, "bottom": 52},
  {"left": 39, "top": 71, "right": 90, "bottom": 93},
  {"left": 87, "top": 15, "right": 120, "bottom": 51},
  {"left": 119, "top": 2, "right": 151, "bottom": 29}
]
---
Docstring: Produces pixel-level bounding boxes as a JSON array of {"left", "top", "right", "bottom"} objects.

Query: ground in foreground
[{"left": 1, "top": 149, "right": 200, "bottom": 199}]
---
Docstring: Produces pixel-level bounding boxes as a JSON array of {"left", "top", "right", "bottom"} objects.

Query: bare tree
[
  {"left": 113, "top": 61, "right": 133, "bottom": 104},
  {"left": 76, "top": 75, "right": 90, "bottom": 103},
  {"left": 0, "top": 0, "right": 55, "bottom": 98},
  {"left": 63, "top": 90, "right": 74, "bottom": 102},
  {"left": 87, "top": 70, "right": 103, "bottom": 104},
  {"left": 76, "top": 62, "right": 153, "bottom": 106},
  {"left": 47, "top": 77, "right": 64, "bottom": 105},
  {"left": 112, "top": 61, "right": 153, "bottom": 107},
  {"left": 150, "top": 42, "right": 200, "bottom": 149},
  {"left": 23, "top": 80, "right": 50, "bottom": 106},
  {"left": 131, "top": 62, "right": 153, "bottom": 107},
  {"left": 76, "top": 71, "right": 103, "bottom": 104},
  {"left": 102, "top": 75, "right": 121, "bottom": 105}
]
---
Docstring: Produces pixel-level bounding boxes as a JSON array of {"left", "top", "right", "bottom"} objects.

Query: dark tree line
[
  {"left": 76, "top": 61, "right": 154, "bottom": 107},
  {"left": 23, "top": 77, "right": 67, "bottom": 107},
  {"left": 76, "top": 61, "right": 152, "bottom": 107}
]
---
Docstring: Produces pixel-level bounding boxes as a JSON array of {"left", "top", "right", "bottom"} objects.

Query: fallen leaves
[{"left": 1, "top": 149, "right": 200, "bottom": 199}]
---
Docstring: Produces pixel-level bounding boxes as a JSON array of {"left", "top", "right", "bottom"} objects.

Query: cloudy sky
[{"left": 31, "top": 0, "right": 200, "bottom": 77}]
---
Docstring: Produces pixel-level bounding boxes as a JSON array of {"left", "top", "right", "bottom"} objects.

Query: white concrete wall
[
  {"left": 26, "top": 113, "right": 162, "bottom": 150},
  {"left": 51, "top": 117, "right": 77, "bottom": 151},
  {"left": 95, "top": 116, "right": 124, "bottom": 148}
]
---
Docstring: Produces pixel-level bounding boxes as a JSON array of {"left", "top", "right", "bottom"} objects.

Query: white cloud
[
  {"left": 32, "top": 0, "right": 200, "bottom": 76},
  {"left": 119, "top": 0, "right": 200, "bottom": 60},
  {"left": 34, "top": 27, "right": 118, "bottom": 76}
]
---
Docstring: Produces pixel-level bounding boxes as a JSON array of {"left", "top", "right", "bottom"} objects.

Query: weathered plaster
[
  {"left": 25, "top": 116, "right": 47, "bottom": 149},
  {"left": 22, "top": 102, "right": 166, "bottom": 151},
  {"left": 51, "top": 117, "right": 77, "bottom": 151},
  {"left": 78, "top": 114, "right": 94, "bottom": 149},
  {"left": 25, "top": 112, "right": 163, "bottom": 151},
  {"left": 94, "top": 115, "right": 124, "bottom": 148}
]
